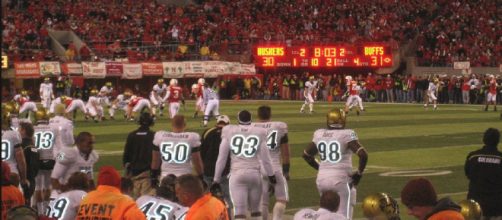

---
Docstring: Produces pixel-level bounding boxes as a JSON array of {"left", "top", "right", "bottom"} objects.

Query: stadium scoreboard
[{"left": 253, "top": 45, "right": 393, "bottom": 68}]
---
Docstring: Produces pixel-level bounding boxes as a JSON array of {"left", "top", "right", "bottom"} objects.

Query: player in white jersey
[
  {"left": 33, "top": 109, "right": 60, "bottom": 214},
  {"left": 164, "top": 79, "right": 184, "bottom": 119},
  {"left": 6, "top": 101, "right": 32, "bottom": 131},
  {"left": 151, "top": 115, "right": 204, "bottom": 180},
  {"left": 85, "top": 89, "right": 104, "bottom": 122},
  {"left": 302, "top": 109, "right": 368, "bottom": 219},
  {"left": 202, "top": 84, "right": 220, "bottom": 127},
  {"left": 49, "top": 96, "right": 62, "bottom": 114},
  {"left": 345, "top": 80, "right": 364, "bottom": 116},
  {"left": 99, "top": 81, "right": 114, "bottom": 107},
  {"left": 47, "top": 172, "right": 90, "bottom": 220},
  {"left": 424, "top": 78, "right": 439, "bottom": 110},
  {"left": 51, "top": 132, "right": 99, "bottom": 195},
  {"left": 14, "top": 90, "right": 38, "bottom": 118},
  {"left": 150, "top": 78, "right": 168, "bottom": 117},
  {"left": 294, "top": 191, "right": 348, "bottom": 220},
  {"left": 49, "top": 104, "right": 75, "bottom": 155},
  {"left": 40, "top": 77, "right": 54, "bottom": 110},
  {"left": 300, "top": 76, "right": 318, "bottom": 114},
  {"left": 1, "top": 103, "right": 28, "bottom": 186},
  {"left": 109, "top": 90, "right": 132, "bottom": 119},
  {"left": 193, "top": 78, "right": 205, "bottom": 118},
  {"left": 136, "top": 175, "right": 188, "bottom": 220},
  {"left": 253, "top": 105, "right": 290, "bottom": 220},
  {"left": 212, "top": 110, "right": 276, "bottom": 220}
]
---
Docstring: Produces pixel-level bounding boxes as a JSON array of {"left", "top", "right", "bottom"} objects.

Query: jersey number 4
[
  {"left": 231, "top": 135, "right": 259, "bottom": 157},
  {"left": 140, "top": 201, "right": 173, "bottom": 220},
  {"left": 34, "top": 131, "right": 54, "bottom": 149},
  {"left": 317, "top": 141, "right": 342, "bottom": 163},
  {"left": 160, "top": 142, "right": 190, "bottom": 163}
]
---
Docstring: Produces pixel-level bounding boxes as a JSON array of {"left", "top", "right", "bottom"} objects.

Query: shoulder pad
[{"left": 56, "top": 147, "right": 78, "bottom": 165}]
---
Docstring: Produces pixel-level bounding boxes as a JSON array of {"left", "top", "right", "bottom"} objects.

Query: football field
[{"left": 73, "top": 100, "right": 501, "bottom": 219}]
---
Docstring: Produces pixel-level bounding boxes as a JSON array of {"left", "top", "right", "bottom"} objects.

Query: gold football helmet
[
  {"left": 157, "top": 78, "right": 164, "bottom": 84},
  {"left": 362, "top": 193, "right": 400, "bottom": 220},
  {"left": 105, "top": 82, "right": 112, "bottom": 87},
  {"left": 327, "top": 108, "right": 346, "bottom": 129},
  {"left": 35, "top": 109, "right": 49, "bottom": 123},
  {"left": 60, "top": 95, "right": 68, "bottom": 102},
  {"left": 21, "top": 90, "right": 28, "bottom": 96},
  {"left": 459, "top": 199, "right": 482, "bottom": 220},
  {"left": 2, "top": 103, "right": 12, "bottom": 127},
  {"left": 90, "top": 89, "right": 99, "bottom": 96}
]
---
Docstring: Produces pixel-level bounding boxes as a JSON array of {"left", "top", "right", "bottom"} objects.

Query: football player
[
  {"left": 61, "top": 95, "right": 88, "bottom": 120},
  {"left": 300, "top": 75, "right": 318, "bottom": 114},
  {"left": 109, "top": 90, "right": 132, "bottom": 119},
  {"left": 424, "top": 78, "right": 439, "bottom": 110},
  {"left": 33, "top": 109, "right": 59, "bottom": 214},
  {"left": 344, "top": 78, "right": 365, "bottom": 115},
  {"left": 51, "top": 132, "right": 99, "bottom": 196},
  {"left": 136, "top": 175, "right": 188, "bottom": 220},
  {"left": 211, "top": 110, "right": 276, "bottom": 220},
  {"left": 39, "top": 77, "right": 54, "bottom": 110},
  {"left": 7, "top": 101, "right": 31, "bottom": 131},
  {"left": 14, "top": 90, "right": 38, "bottom": 118},
  {"left": 193, "top": 78, "right": 205, "bottom": 118},
  {"left": 48, "top": 96, "right": 62, "bottom": 115},
  {"left": 253, "top": 105, "right": 290, "bottom": 220},
  {"left": 151, "top": 115, "right": 203, "bottom": 180},
  {"left": 46, "top": 172, "right": 90, "bottom": 220},
  {"left": 294, "top": 191, "right": 348, "bottom": 220},
  {"left": 85, "top": 89, "right": 104, "bottom": 122},
  {"left": 202, "top": 84, "right": 220, "bottom": 127},
  {"left": 1, "top": 103, "right": 29, "bottom": 189},
  {"left": 99, "top": 81, "right": 114, "bottom": 107},
  {"left": 164, "top": 79, "right": 184, "bottom": 119},
  {"left": 150, "top": 79, "right": 167, "bottom": 117},
  {"left": 126, "top": 95, "right": 153, "bottom": 121},
  {"left": 485, "top": 75, "right": 498, "bottom": 111},
  {"left": 302, "top": 108, "right": 368, "bottom": 219},
  {"left": 49, "top": 104, "right": 75, "bottom": 155}
]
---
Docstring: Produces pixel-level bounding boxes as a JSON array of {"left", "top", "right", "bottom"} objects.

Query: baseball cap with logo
[{"left": 216, "top": 115, "right": 230, "bottom": 124}]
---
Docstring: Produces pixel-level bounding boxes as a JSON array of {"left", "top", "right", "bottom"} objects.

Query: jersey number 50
[{"left": 160, "top": 142, "right": 190, "bottom": 163}]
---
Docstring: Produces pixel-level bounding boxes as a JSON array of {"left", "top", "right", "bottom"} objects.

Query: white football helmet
[
  {"left": 345, "top": 75, "right": 352, "bottom": 81},
  {"left": 198, "top": 78, "right": 205, "bottom": 84},
  {"left": 170, "top": 79, "right": 178, "bottom": 86},
  {"left": 191, "top": 84, "right": 198, "bottom": 89}
]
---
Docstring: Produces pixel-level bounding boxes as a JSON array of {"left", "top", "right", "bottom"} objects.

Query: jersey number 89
[
  {"left": 230, "top": 135, "right": 259, "bottom": 157},
  {"left": 160, "top": 142, "right": 190, "bottom": 163},
  {"left": 317, "top": 141, "right": 342, "bottom": 163}
]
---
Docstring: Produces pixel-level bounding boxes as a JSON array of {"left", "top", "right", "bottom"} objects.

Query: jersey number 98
[{"left": 317, "top": 141, "right": 342, "bottom": 163}]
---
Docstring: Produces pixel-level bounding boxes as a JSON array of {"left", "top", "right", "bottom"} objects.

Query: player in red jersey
[
  {"left": 164, "top": 79, "right": 184, "bottom": 119},
  {"left": 485, "top": 75, "right": 498, "bottom": 111},
  {"left": 193, "top": 78, "right": 205, "bottom": 118}
]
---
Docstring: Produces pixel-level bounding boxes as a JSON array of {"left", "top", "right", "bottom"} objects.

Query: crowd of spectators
[
  {"left": 2, "top": 0, "right": 499, "bottom": 66},
  {"left": 216, "top": 73, "right": 502, "bottom": 106}
]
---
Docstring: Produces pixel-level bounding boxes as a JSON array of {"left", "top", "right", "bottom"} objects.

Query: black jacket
[
  {"left": 424, "top": 198, "right": 462, "bottom": 220},
  {"left": 200, "top": 126, "right": 230, "bottom": 177},
  {"left": 465, "top": 146, "right": 502, "bottom": 216},
  {"left": 123, "top": 126, "right": 155, "bottom": 176}
]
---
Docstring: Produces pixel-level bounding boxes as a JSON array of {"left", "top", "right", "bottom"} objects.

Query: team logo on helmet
[{"left": 362, "top": 193, "right": 400, "bottom": 220}]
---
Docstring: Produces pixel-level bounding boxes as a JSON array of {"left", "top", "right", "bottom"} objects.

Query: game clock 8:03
[{"left": 253, "top": 45, "right": 393, "bottom": 68}]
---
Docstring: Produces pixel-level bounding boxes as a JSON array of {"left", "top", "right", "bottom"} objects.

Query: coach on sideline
[
  {"left": 123, "top": 112, "right": 155, "bottom": 199},
  {"left": 200, "top": 115, "right": 232, "bottom": 213},
  {"left": 464, "top": 128, "right": 502, "bottom": 219}
]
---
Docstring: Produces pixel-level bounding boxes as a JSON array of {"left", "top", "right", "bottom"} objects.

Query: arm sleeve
[
  {"left": 258, "top": 131, "right": 274, "bottom": 176},
  {"left": 214, "top": 131, "right": 230, "bottom": 183},
  {"left": 464, "top": 154, "right": 472, "bottom": 179},
  {"left": 152, "top": 132, "right": 161, "bottom": 147},
  {"left": 203, "top": 89, "right": 208, "bottom": 103},
  {"left": 61, "top": 123, "right": 75, "bottom": 146}
]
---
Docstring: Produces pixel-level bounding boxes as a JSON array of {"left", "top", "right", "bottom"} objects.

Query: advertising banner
[
  {"left": 82, "top": 62, "right": 106, "bottom": 78},
  {"left": 122, "top": 63, "right": 142, "bottom": 79},
  {"left": 142, "top": 62, "right": 163, "bottom": 76},
  {"left": 14, "top": 62, "right": 40, "bottom": 78},
  {"left": 105, "top": 62, "right": 124, "bottom": 76},
  {"left": 39, "top": 62, "right": 62, "bottom": 76}
]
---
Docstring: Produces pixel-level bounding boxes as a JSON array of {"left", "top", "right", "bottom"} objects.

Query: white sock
[
  {"left": 272, "top": 202, "right": 286, "bottom": 220},
  {"left": 300, "top": 104, "right": 305, "bottom": 111},
  {"left": 262, "top": 204, "right": 269, "bottom": 220},
  {"left": 309, "top": 103, "right": 313, "bottom": 112}
]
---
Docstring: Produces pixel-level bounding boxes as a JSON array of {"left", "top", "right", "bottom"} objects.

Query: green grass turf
[{"left": 71, "top": 100, "right": 501, "bottom": 220}]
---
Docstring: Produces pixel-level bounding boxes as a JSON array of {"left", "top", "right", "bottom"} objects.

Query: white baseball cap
[{"left": 216, "top": 115, "right": 230, "bottom": 124}]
